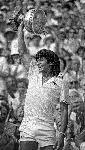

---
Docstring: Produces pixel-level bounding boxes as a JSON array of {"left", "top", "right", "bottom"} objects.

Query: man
[
  {"left": 19, "top": 49, "right": 68, "bottom": 150},
  {"left": 17, "top": 12, "right": 68, "bottom": 150}
]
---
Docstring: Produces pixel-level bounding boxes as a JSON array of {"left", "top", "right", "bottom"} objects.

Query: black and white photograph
[{"left": 0, "top": 0, "right": 85, "bottom": 150}]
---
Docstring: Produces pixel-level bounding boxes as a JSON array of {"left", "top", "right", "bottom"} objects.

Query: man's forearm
[{"left": 60, "top": 102, "right": 68, "bottom": 133}]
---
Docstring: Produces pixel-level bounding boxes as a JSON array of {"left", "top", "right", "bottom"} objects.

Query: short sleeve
[{"left": 60, "top": 80, "right": 69, "bottom": 104}]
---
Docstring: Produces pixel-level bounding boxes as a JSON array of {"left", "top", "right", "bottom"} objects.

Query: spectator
[
  {"left": 0, "top": 43, "right": 9, "bottom": 102},
  {"left": 0, "top": 101, "right": 16, "bottom": 150},
  {"left": 4, "top": 27, "right": 17, "bottom": 55},
  {"left": 76, "top": 46, "right": 85, "bottom": 59}
]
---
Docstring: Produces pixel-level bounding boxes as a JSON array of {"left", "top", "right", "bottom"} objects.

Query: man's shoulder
[{"left": 54, "top": 75, "right": 63, "bottom": 88}]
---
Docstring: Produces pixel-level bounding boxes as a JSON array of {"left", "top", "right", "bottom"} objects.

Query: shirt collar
[{"left": 44, "top": 76, "right": 55, "bottom": 85}]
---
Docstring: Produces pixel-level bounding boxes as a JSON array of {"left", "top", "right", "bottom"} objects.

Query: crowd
[{"left": 0, "top": 0, "right": 85, "bottom": 150}]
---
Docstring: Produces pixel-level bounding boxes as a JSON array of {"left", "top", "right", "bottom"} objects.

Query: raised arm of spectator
[
  {"left": 18, "top": 21, "right": 27, "bottom": 56},
  {"left": 0, "top": 57, "right": 9, "bottom": 78}
]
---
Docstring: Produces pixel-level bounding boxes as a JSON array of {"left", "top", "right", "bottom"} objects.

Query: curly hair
[
  {"left": 35, "top": 49, "right": 60, "bottom": 77},
  {"left": 76, "top": 46, "right": 85, "bottom": 55}
]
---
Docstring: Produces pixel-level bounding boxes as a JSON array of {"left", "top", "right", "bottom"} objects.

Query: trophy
[{"left": 6, "top": 3, "right": 47, "bottom": 35}]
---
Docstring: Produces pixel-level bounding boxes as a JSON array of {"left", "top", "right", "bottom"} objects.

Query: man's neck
[{"left": 42, "top": 74, "right": 53, "bottom": 83}]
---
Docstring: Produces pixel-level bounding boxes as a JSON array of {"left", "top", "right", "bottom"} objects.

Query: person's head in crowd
[
  {"left": 4, "top": 27, "right": 16, "bottom": 42},
  {"left": 31, "top": 35, "right": 41, "bottom": 47},
  {"left": 56, "top": 3, "right": 62, "bottom": 12},
  {"left": 35, "top": 49, "right": 60, "bottom": 77},
  {"left": 0, "top": 101, "right": 9, "bottom": 122},
  {"left": 28, "top": 0, "right": 35, "bottom": 6},
  {"left": 58, "top": 31, "right": 66, "bottom": 41},
  {"left": 47, "top": 10, "right": 54, "bottom": 20},
  {"left": 17, "top": 79, "right": 28, "bottom": 93},
  {"left": 78, "top": 28, "right": 84, "bottom": 39},
  {"left": 7, "top": 55, "right": 12, "bottom": 64},
  {"left": 0, "top": 5, "right": 9, "bottom": 14},
  {"left": 9, "top": 1, "right": 15, "bottom": 11},
  {"left": 69, "top": 89, "right": 83, "bottom": 114},
  {"left": 71, "top": 56, "right": 80, "bottom": 72},
  {"left": 69, "top": 79, "right": 79, "bottom": 90},
  {"left": 41, "top": 1, "right": 49, "bottom": 11},
  {"left": 73, "top": 30, "right": 78, "bottom": 39},
  {"left": 76, "top": 46, "right": 85, "bottom": 58},
  {"left": 69, "top": 29, "right": 75, "bottom": 38},
  {"left": 62, "top": 4, "right": 71, "bottom": 13},
  {"left": 65, "top": 30, "right": 69, "bottom": 39},
  {"left": 11, "top": 54, "right": 21, "bottom": 65},
  {"left": 44, "top": 34, "right": 55, "bottom": 47},
  {"left": 6, "top": 76, "right": 17, "bottom": 93},
  {"left": 59, "top": 57, "right": 66, "bottom": 72},
  {"left": 27, "top": 0, "right": 35, "bottom": 10},
  {"left": 57, "top": 16, "right": 63, "bottom": 26}
]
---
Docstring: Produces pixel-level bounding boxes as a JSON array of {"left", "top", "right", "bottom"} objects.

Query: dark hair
[
  {"left": 10, "top": 54, "right": 21, "bottom": 64},
  {"left": 59, "top": 57, "right": 66, "bottom": 70},
  {"left": 76, "top": 46, "right": 85, "bottom": 55},
  {"left": 35, "top": 49, "right": 60, "bottom": 76}
]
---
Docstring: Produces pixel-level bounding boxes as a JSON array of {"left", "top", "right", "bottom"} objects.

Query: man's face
[{"left": 37, "top": 57, "right": 50, "bottom": 74}]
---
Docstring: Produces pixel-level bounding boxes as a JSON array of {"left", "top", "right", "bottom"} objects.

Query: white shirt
[{"left": 19, "top": 60, "right": 69, "bottom": 134}]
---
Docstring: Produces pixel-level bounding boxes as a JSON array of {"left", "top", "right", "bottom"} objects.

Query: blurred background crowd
[{"left": 0, "top": 0, "right": 85, "bottom": 150}]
